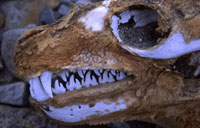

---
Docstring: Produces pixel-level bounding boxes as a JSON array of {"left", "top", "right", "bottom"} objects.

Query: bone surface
[
  {"left": 41, "top": 98, "right": 131, "bottom": 123},
  {"left": 122, "top": 32, "right": 200, "bottom": 59}
]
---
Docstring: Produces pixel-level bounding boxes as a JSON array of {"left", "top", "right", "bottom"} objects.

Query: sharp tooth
[
  {"left": 81, "top": 79, "right": 86, "bottom": 87},
  {"left": 59, "top": 83, "right": 66, "bottom": 92},
  {"left": 102, "top": 70, "right": 109, "bottom": 83},
  {"left": 98, "top": 76, "right": 103, "bottom": 84},
  {"left": 94, "top": 69, "right": 100, "bottom": 75},
  {"left": 116, "top": 72, "right": 126, "bottom": 80},
  {"left": 99, "top": 71, "right": 108, "bottom": 84},
  {"left": 75, "top": 79, "right": 82, "bottom": 90},
  {"left": 111, "top": 70, "right": 117, "bottom": 75},
  {"left": 78, "top": 70, "right": 84, "bottom": 78},
  {"left": 29, "top": 77, "right": 50, "bottom": 102},
  {"left": 86, "top": 71, "right": 91, "bottom": 86},
  {"left": 52, "top": 80, "right": 66, "bottom": 94},
  {"left": 67, "top": 74, "right": 75, "bottom": 91},
  {"left": 108, "top": 73, "right": 115, "bottom": 82},
  {"left": 82, "top": 71, "right": 91, "bottom": 87},
  {"left": 60, "top": 72, "right": 67, "bottom": 82},
  {"left": 40, "top": 72, "right": 53, "bottom": 98},
  {"left": 91, "top": 75, "right": 98, "bottom": 86}
]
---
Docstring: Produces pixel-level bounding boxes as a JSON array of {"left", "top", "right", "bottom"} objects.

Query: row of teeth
[{"left": 29, "top": 69, "right": 127, "bottom": 102}]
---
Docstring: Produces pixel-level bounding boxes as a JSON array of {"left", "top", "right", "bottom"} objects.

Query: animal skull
[{"left": 14, "top": 0, "right": 200, "bottom": 127}]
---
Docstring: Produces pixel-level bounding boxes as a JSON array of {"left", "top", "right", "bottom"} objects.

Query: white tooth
[
  {"left": 116, "top": 72, "right": 126, "bottom": 80},
  {"left": 29, "top": 77, "right": 50, "bottom": 102},
  {"left": 66, "top": 82, "right": 70, "bottom": 91},
  {"left": 75, "top": 79, "right": 82, "bottom": 90},
  {"left": 60, "top": 72, "right": 67, "bottom": 82},
  {"left": 102, "top": 70, "right": 109, "bottom": 83},
  {"left": 91, "top": 76, "right": 98, "bottom": 86},
  {"left": 94, "top": 69, "right": 100, "bottom": 76},
  {"left": 81, "top": 79, "right": 86, "bottom": 87},
  {"left": 78, "top": 70, "right": 84, "bottom": 78},
  {"left": 98, "top": 76, "right": 104, "bottom": 84},
  {"left": 65, "top": 71, "right": 69, "bottom": 77},
  {"left": 85, "top": 71, "right": 91, "bottom": 86},
  {"left": 59, "top": 83, "right": 66, "bottom": 93},
  {"left": 82, "top": 71, "right": 91, "bottom": 87},
  {"left": 52, "top": 80, "right": 66, "bottom": 94},
  {"left": 99, "top": 69, "right": 103, "bottom": 73},
  {"left": 111, "top": 70, "right": 117, "bottom": 75},
  {"left": 67, "top": 75, "right": 75, "bottom": 91},
  {"left": 99, "top": 71, "right": 107, "bottom": 84},
  {"left": 108, "top": 73, "right": 115, "bottom": 82},
  {"left": 40, "top": 72, "right": 53, "bottom": 98}
]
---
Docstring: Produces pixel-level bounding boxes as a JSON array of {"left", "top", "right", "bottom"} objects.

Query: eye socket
[
  {"left": 111, "top": 6, "right": 200, "bottom": 59},
  {"left": 111, "top": 6, "right": 165, "bottom": 49}
]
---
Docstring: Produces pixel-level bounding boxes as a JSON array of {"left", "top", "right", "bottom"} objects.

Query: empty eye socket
[
  {"left": 111, "top": 6, "right": 167, "bottom": 49},
  {"left": 111, "top": 5, "right": 200, "bottom": 59}
]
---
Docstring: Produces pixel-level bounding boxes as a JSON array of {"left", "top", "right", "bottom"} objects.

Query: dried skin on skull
[{"left": 14, "top": 0, "right": 200, "bottom": 127}]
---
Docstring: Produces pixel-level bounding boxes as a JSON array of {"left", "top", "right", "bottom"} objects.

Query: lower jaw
[
  {"left": 30, "top": 76, "right": 136, "bottom": 123},
  {"left": 32, "top": 76, "right": 135, "bottom": 107}
]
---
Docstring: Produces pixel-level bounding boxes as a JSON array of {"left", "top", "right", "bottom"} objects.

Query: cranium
[{"left": 14, "top": 0, "right": 200, "bottom": 127}]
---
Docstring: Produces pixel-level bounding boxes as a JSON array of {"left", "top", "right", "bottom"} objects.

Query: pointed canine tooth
[
  {"left": 52, "top": 80, "right": 66, "bottom": 94},
  {"left": 40, "top": 72, "right": 53, "bottom": 98},
  {"left": 78, "top": 70, "right": 84, "bottom": 78},
  {"left": 91, "top": 76, "right": 98, "bottom": 86},
  {"left": 94, "top": 69, "right": 100, "bottom": 76},
  {"left": 75, "top": 79, "right": 82, "bottom": 89},
  {"left": 108, "top": 73, "right": 115, "bottom": 82},
  {"left": 111, "top": 70, "right": 117, "bottom": 75},
  {"left": 116, "top": 72, "right": 126, "bottom": 80},
  {"left": 29, "top": 77, "right": 50, "bottom": 102},
  {"left": 60, "top": 72, "right": 67, "bottom": 82}
]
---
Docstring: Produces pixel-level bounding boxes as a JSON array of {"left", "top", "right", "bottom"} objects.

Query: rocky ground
[{"left": 0, "top": 0, "right": 163, "bottom": 127}]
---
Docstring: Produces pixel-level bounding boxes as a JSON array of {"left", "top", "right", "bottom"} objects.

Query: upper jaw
[
  {"left": 30, "top": 75, "right": 135, "bottom": 107},
  {"left": 29, "top": 68, "right": 133, "bottom": 105}
]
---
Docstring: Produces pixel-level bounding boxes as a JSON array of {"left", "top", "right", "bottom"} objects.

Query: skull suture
[{"left": 14, "top": 0, "right": 200, "bottom": 127}]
